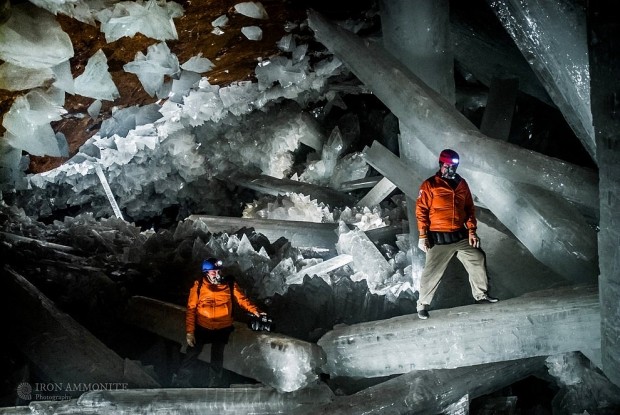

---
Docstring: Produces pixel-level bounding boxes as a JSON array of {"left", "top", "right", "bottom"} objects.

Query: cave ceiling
[{"left": 0, "top": 0, "right": 372, "bottom": 173}]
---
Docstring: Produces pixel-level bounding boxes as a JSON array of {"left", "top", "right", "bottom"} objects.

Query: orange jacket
[
  {"left": 416, "top": 173, "right": 477, "bottom": 238},
  {"left": 186, "top": 278, "right": 261, "bottom": 333}
]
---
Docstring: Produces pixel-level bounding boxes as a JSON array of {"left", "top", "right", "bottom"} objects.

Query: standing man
[
  {"left": 415, "top": 149, "right": 498, "bottom": 319},
  {"left": 173, "top": 257, "right": 265, "bottom": 387}
]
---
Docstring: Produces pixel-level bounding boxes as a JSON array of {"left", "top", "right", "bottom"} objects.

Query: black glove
[{"left": 248, "top": 313, "right": 273, "bottom": 332}]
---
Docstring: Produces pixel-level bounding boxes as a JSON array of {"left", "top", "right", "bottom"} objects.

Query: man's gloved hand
[
  {"left": 249, "top": 313, "right": 273, "bottom": 332},
  {"left": 469, "top": 233, "right": 480, "bottom": 248},
  {"left": 186, "top": 332, "right": 196, "bottom": 347},
  {"left": 418, "top": 237, "right": 430, "bottom": 253}
]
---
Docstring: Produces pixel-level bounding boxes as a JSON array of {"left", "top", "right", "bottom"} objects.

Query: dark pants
[{"left": 177, "top": 325, "right": 234, "bottom": 384}]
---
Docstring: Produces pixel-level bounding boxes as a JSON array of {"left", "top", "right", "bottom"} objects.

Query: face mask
[
  {"left": 440, "top": 163, "right": 458, "bottom": 179},
  {"left": 205, "top": 271, "right": 225, "bottom": 284}
]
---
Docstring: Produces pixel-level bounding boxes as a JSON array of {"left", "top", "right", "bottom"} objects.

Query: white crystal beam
[
  {"left": 3, "top": 266, "right": 160, "bottom": 389},
  {"left": 124, "top": 296, "right": 325, "bottom": 393},
  {"left": 286, "top": 254, "right": 353, "bottom": 285},
  {"left": 361, "top": 141, "right": 424, "bottom": 200},
  {"left": 291, "top": 357, "right": 545, "bottom": 415},
  {"left": 357, "top": 177, "right": 396, "bottom": 208},
  {"left": 307, "top": 11, "right": 598, "bottom": 212},
  {"left": 588, "top": 3, "right": 620, "bottom": 388},
  {"left": 317, "top": 285, "right": 599, "bottom": 378},
  {"left": 95, "top": 164, "right": 124, "bottom": 220},
  {"left": 21, "top": 385, "right": 335, "bottom": 415},
  {"left": 450, "top": 8, "right": 553, "bottom": 107},
  {"left": 486, "top": 0, "right": 595, "bottom": 161},
  {"left": 227, "top": 172, "right": 356, "bottom": 208}
]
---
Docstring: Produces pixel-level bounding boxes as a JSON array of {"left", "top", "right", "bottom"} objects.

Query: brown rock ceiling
[{"left": 0, "top": 0, "right": 319, "bottom": 173}]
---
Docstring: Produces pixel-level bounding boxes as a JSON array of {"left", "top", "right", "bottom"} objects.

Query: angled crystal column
[
  {"left": 379, "top": 0, "right": 454, "bottom": 298},
  {"left": 23, "top": 384, "right": 335, "bottom": 415},
  {"left": 2, "top": 266, "right": 160, "bottom": 390},
  {"left": 408, "top": 136, "right": 598, "bottom": 283},
  {"left": 486, "top": 0, "right": 595, "bottom": 161},
  {"left": 317, "top": 285, "right": 599, "bottom": 378},
  {"left": 187, "top": 215, "right": 401, "bottom": 254},
  {"left": 307, "top": 11, "right": 598, "bottom": 212},
  {"left": 339, "top": 176, "right": 382, "bottom": 192},
  {"left": 588, "top": 2, "right": 620, "bottom": 388},
  {"left": 357, "top": 177, "right": 396, "bottom": 207},
  {"left": 291, "top": 357, "right": 544, "bottom": 415},
  {"left": 379, "top": 0, "right": 454, "bottom": 103},
  {"left": 228, "top": 172, "right": 356, "bottom": 208},
  {"left": 124, "top": 296, "right": 325, "bottom": 392},
  {"left": 450, "top": 6, "right": 553, "bottom": 107},
  {"left": 361, "top": 141, "right": 424, "bottom": 199},
  {"left": 95, "top": 164, "right": 124, "bottom": 220},
  {"left": 286, "top": 254, "right": 353, "bottom": 285}
]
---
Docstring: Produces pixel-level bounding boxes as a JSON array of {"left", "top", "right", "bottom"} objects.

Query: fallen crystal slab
[
  {"left": 338, "top": 176, "right": 382, "bottom": 192},
  {"left": 20, "top": 384, "right": 334, "bottom": 415},
  {"left": 317, "top": 284, "right": 599, "bottom": 378},
  {"left": 291, "top": 357, "right": 545, "bottom": 415},
  {"left": 361, "top": 141, "right": 423, "bottom": 200},
  {"left": 5, "top": 267, "right": 159, "bottom": 390},
  {"left": 124, "top": 296, "right": 325, "bottom": 392}
]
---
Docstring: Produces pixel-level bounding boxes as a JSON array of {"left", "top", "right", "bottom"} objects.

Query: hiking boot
[
  {"left": 417, "top": 309, "right": 429, "bottom": 319},
  {"left": 476, "top": 294, "right": 499, "bottom": 304}
]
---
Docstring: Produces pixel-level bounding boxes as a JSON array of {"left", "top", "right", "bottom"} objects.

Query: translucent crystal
[
  {"left": 123, "top": 42, "right": 180, "bottom": 97},
  {"left": 2, "top": 88, "right": 67, "bottom": 157},
  {"left": 0, "top": 4, "right": 74, "bottom": 70},
  {"left": 181, "top": 53, "right": 215, "bottom": 73},
  {"left": 212, "top": 14, "right": 229, "bottom": 27},
  {"left": 241, "top": 26, "right": 263, "bottom": 41},
  {"left": 335, "top": 221, "right": 393, "bottom": 290},
  {"left": 234, "top": 2, "right": 268, "bottom": 19},
  {"left": 51, "top": 60, "right": 75, "bottom": 94},
  {"left": 0, "top": 62, "right": 54, "bottom": 91},
  {"left": 318, "top": 285, "right": 599, "bottom": 378},
  {"left": 97, "top": 0, "right": 184, "bottom": 43},
  {"left": 74, "top": 49, "right": 119, "bottom": 101}
]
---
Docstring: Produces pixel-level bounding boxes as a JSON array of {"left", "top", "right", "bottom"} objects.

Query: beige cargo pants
[{"left": 417, "top": 238, "right": 490, "bottom": 310}]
